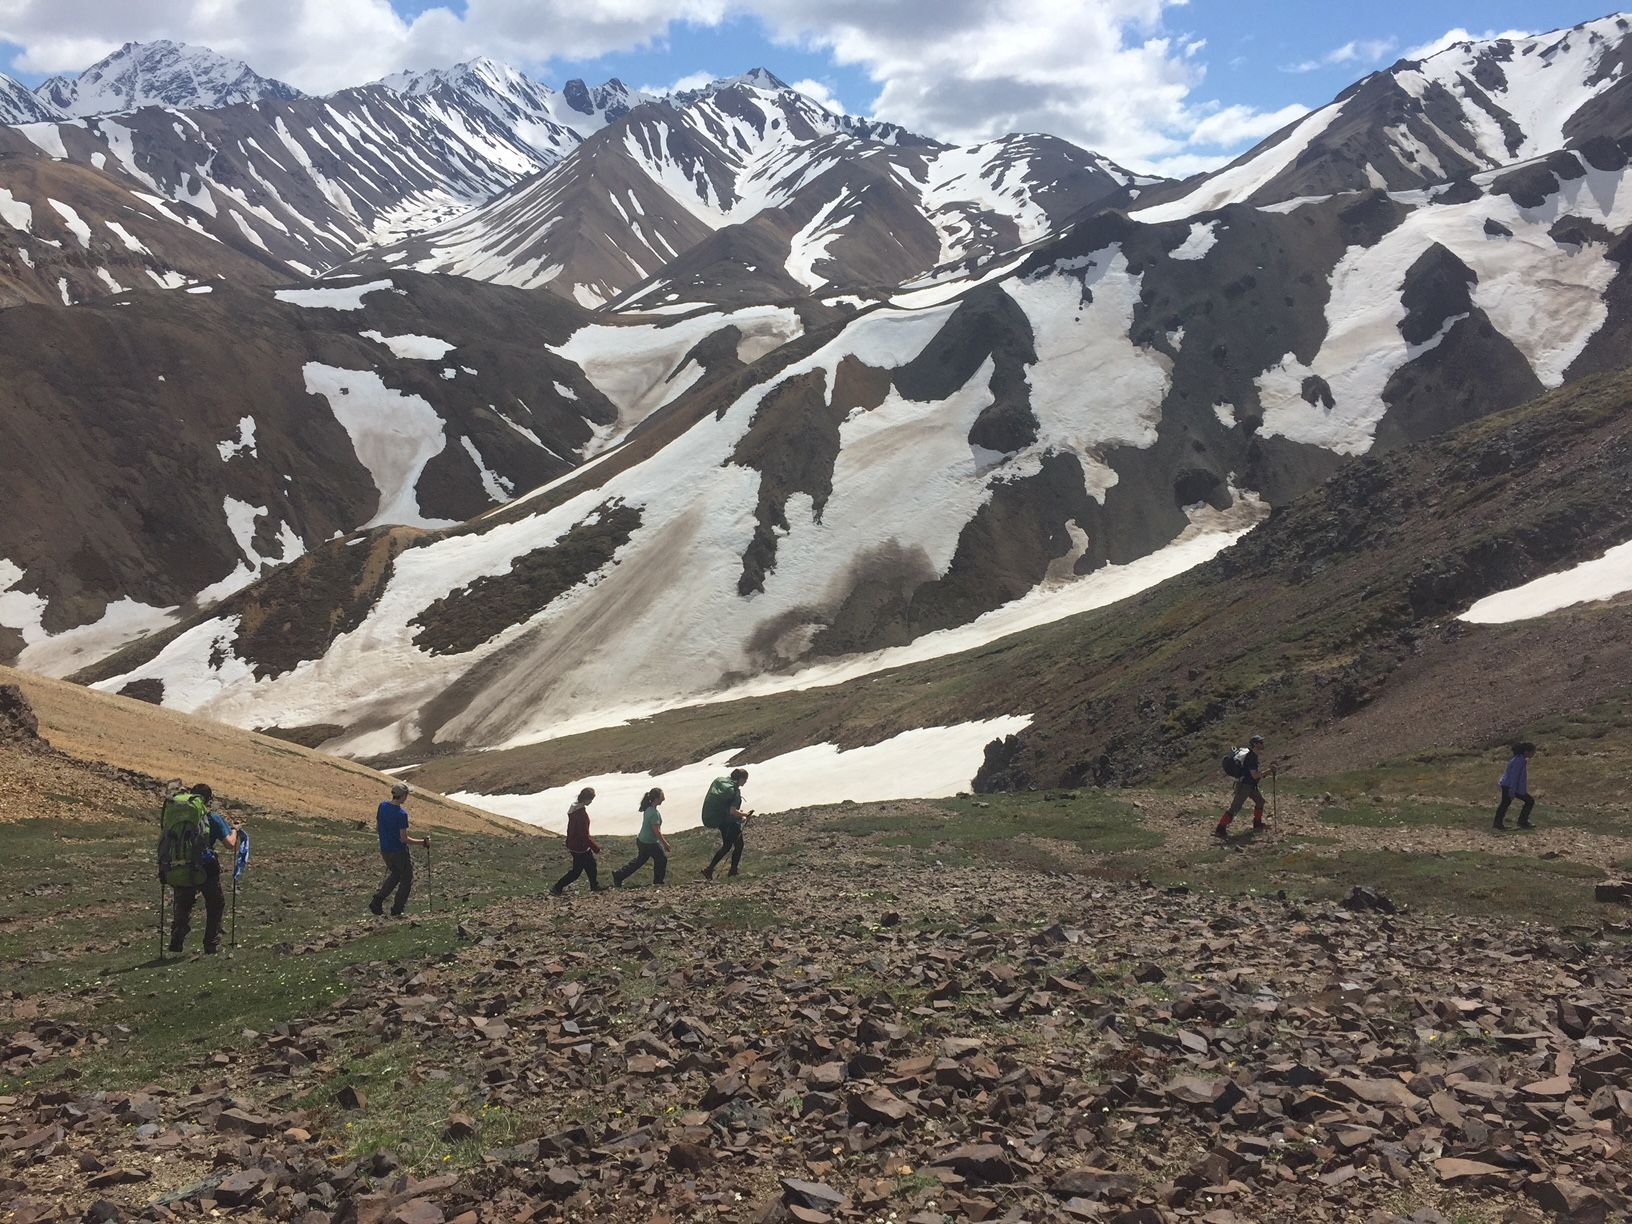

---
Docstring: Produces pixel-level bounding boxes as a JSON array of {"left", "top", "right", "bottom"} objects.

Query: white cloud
[
  {"left": 0, "top": 0, "right": 1308, "bottom": 171},
  {"left": 1187, "top": 101, "right": 1308, "bottom": 148},
  {"left": 787, "top": 76, "right": 844, "bottom": 114},
  {"left": 1403, "top": 27, "right": 1532, "bottom": 63},
  {"left": 1284, "top": 37, "right": 1398, "bottom": 74}
]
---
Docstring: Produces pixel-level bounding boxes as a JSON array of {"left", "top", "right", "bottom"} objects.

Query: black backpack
[{"left": 1221, "top": 748, "right": 1248, "bottom": 779}]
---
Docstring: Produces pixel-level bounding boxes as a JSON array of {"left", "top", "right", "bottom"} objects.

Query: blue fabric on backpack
[{"left": 234, "top": 829, "right": 251, "bottom": 881}]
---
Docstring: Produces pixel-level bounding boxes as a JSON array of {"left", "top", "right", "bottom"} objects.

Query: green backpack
[
  {"left": 158, "top": 792, "right": 211, "bottom": 887},
  {"left": 700, "top": 777, "right": 735, "bottom": 829}
]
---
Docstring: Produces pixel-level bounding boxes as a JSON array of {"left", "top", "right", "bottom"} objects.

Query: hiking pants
[
  {"left": 553, "top": 851, "right": 601, "bottom": 893},
  {"left": 707, "top": 821, "right": 744, "bottom": 873},
  {"left": 614, "top": 843, "right": 667, "bottom": 885},
  {"left": 1494, "top": 787, "right": 1535, "bottom": 826},
  {"left": 170, "top": 872, "right": 225, "bottom": 952},
  {"left": 373, "top": 850, "right": 414, "bottom": 913},
  {"left": 1219, "top": 779, "right": 1265, "bottom": 828}
]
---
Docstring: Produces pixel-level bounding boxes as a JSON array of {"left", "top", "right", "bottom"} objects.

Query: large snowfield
[{"left": 449, "top": 715, "right": 1034, "bottom": 836}]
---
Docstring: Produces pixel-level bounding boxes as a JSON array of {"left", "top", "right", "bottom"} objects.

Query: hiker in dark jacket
[
  {"left": 1493, "top": 742, "right": 1538, "bottom": 830},
  {"left": 702, "top": 768, "right": 754, "bottom": 879},
  {"left": 164, "top": 783, "right": 243, "bottom": 955},
  {"left": 552, "top": 788, "right": 603, "bottom": 894},
  {"left": 1215, "top": 735, "right": 1275, "bottom": 839},
  {"left": 613, "top": 787, "right": 672, "bottom": 887},
  {"left": 371, "top": 782, "right": 429, "bottom": 916}
]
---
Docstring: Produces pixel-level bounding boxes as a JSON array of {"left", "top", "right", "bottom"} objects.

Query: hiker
[
  {"left": 613, "top": 787, "right": 672, "bottom": 887},
  {"left": 552, "top": 787, "right": 603, "bottom": 894},
  {"left": 158, "top": 783, "right": 244, "bottom": 955},
  {"left": 701, "top": 768, "right": 754, "bottom": 879},
  {"left": 1215, "top": 735, "right": 1275, "bottom": 839},
  {"left": 370, "top": 781, "right": 429, "bottom": 916},
  {"left": 1493, "top": 742, "right": 1538, "bottom": 830}
]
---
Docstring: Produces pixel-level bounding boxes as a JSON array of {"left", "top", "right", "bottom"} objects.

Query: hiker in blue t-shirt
[
  {"left": 1493, "top": 742, "right": 1538, "bottom": 831},
  {"left": 164, "top": 782, "right": 244, "bottom": 955},
  {"left": 370, "top": 782, "right": 430, "bottom": 916}
]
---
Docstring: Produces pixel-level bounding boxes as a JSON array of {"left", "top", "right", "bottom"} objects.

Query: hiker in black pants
[
  {"left": 161, "top": 783, "right": 244, "bottom": 955},
  {"left": 552, "top": 788, "right": 603, "bottom": 894},
  {"left": 371, "top": 782, "right": 429, "bottom": 916},
  {"left": 702, "top": 768, "right": 754, "bottom": 879},
  {"left": 1493, "top": 742, "right": 1538, "bottom": 830},
  {"left": 1215, "top": 735, "right": 1275, "bottom": 839},
  {"left": 613, "top": 787, "right": 672, "bottom": 887}
]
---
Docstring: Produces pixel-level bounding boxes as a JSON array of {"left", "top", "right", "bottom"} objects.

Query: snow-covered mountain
[
  {"left": 355, "top": 84, "right": 1139, "bottom": 306},
  {"left": 35, "top": 40, "right": 304, "bottom": 117},
  {"left": 66, "top": 122, "right": 1632, "bottom": 753},
  {"left": 1136, "top": 12, "right": 1632, "bottom": 220},
  {"left": 7, "top": 16, "right": 1632, "bottom": 776},
  {"left": 1, "top": 72, "right": 63, "bottom": 124}
]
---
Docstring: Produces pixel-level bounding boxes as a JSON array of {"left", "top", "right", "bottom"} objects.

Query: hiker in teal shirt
[
  {"left": 613, "top": 788, "right": 671, "bottom": 886},
  {"left": 701, "top": 768, "right": 753, "bottom": 879}
]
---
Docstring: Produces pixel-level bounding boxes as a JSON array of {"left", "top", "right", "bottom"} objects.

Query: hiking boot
[
  {"left": 1492, "top": 820, "right": 1507, "bottom": 831},
  {"left": 368, "top": 898, "right": 384, "bottom": 916},
  {"left": 1252, "top": 821, "right": 1266, "bottom": 832},
  {"left": 1212, "top": 825, "right": 1230, "bottom": 841},
  {"left": 1517, "top": 820, "right": 1534, "bottom": 830},
  {"left": 204, "top": 945, "right": 220, "bottom": 955},
  {"left": 701, "top": 867, "right": 714, "bottom": 880},
  {"left": 389, "top": 909, "right": 406, "bottom": 917},
  {"left": 167, "top": 942, "right": 184, "bottom": 954},
  {"left": 727, "top": 868, "right": 739, "bottom": 877}
]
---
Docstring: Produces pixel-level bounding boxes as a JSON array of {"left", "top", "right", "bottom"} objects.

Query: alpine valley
[{"left": 5, "top": 17, "right": 1632, "bottom": 820}]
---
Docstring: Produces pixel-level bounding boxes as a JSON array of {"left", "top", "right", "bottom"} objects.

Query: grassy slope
[
  {"left": 408, "top": 365, "right": 1632, "bottom": 802},
  {"left": 5, "top": 783, "right": 1630, "bottom": 1192}
]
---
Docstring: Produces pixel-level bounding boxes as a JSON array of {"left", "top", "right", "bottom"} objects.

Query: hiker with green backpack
[
  {"left": 158, "top": 783, "right": 244, "bottom": 955},
  {"left": 1215, "top": 735, "right": 1275, "bottom": 840},
  {"left": 701, "top": 768, "right": 754, "bottom": 880}
]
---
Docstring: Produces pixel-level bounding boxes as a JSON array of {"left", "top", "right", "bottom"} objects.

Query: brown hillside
[{"left": 0, "top": 665, "right": 527, "bottom": 834}]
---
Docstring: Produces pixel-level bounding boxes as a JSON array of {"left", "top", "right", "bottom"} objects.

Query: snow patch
[
  {"left": 18, "top": 599, "right": 180, "bottom": 678},
  {"left": 1460, "top": 540, "right": 1632, "bottom": 624},
  {"left": 1170, "top": 220, "right": 1220, "bottom": 261},
  {"left": 301, "top": 363, "right": 454, "bottom": 529},
  {"left": 274, "top": 279, "right": 394, "bottom": 310},
  {"left": 360, "top": 330, "right": 456, "bottom": 360},
  {"left": 452, "top": 717, "right": 1034, "bottom": 836},
  {"left": 47, "top": 199, "right": 91, "bottom": 248},
  {"left": 217, "top": 416, "right": 258, "bottom": 461}
]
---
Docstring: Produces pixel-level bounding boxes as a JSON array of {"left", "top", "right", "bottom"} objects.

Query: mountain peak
[
  {"left": 35, "top": 38, "right": 304, "bottom": 117},
  {"left": 1, "top": 70, "right": 65, "bottom": 123}
]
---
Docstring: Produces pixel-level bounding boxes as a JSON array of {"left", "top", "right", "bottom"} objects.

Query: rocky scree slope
[{"left": 5, "top": 811, "right": 1632, "bottom": 1221}]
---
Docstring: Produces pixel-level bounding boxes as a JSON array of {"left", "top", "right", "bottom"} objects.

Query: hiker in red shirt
[{"left": 551, "top": 787, "right": 603, "bottom": 895}]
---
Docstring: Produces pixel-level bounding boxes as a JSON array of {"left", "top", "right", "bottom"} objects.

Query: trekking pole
[
  {"left": 1272, "top": 767, "right": 1279, "bottom": 825},
  {"left": 426, "top": 839, "right": 434, "bottom": 915},
  {"left": 157, "top": 877, "right": 165, "bottom": 961},
  {"left": 231, "top": 867, "right": 238, "bottom": 953}
]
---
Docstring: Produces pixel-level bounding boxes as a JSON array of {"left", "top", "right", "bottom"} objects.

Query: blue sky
[{"left": 0, "top": 0, "right": 1610, "bottom": 173}]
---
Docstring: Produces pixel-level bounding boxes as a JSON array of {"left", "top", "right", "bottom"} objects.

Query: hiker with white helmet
[
  {"left": 1216, "top": 734, "right": 1276, "bottom": 840},
  {"left": 370, "top": 781, "right": 429, "bottom": 917}
]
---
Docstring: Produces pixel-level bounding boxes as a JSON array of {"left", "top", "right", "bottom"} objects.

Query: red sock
[{"left": 1217, "top": 811, "right": 1233, "bottom": 829}]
